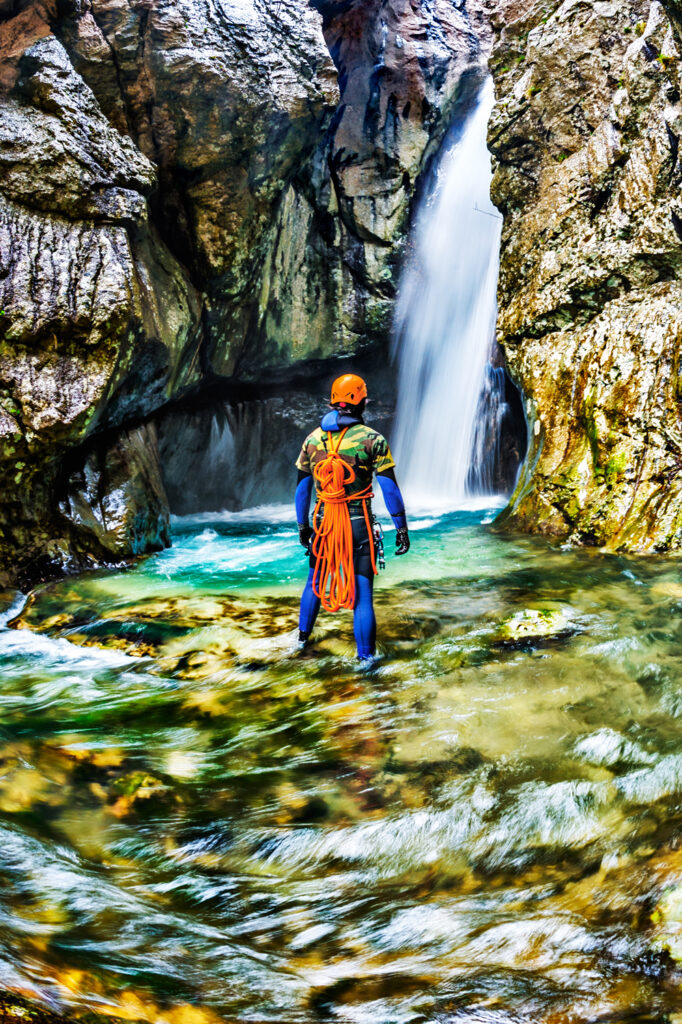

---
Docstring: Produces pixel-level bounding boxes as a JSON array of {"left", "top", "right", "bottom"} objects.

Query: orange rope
[{"left": 310, "top": 427, "right": 378, "bottom": 612}]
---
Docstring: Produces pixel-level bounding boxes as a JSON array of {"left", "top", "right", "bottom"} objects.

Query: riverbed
[{"left": 1, "top": 504, "right": 681, "bottom": 1023}]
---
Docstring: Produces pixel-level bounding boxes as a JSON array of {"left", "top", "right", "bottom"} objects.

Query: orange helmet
[{"left": 330, "top": 373, "right": 368, "bottom": 406}]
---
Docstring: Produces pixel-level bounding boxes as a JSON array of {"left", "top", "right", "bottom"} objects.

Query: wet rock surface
[
  {"left": 0, "top": 23, "right": 201, "bottom": 584},
  {"left": 58, "top": 0, "right": 341, "bottom": 377},
  {"left": 59, "top": 423, "right": 171, "bottom": 560},
  {"left": 0, "top": 0, "right": 490, "bottom": 583},
  {"left": 489, "top": 0, "right": 682, "bottom": 551}
]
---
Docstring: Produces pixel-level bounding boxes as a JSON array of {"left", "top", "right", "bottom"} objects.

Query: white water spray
[{"left": 392, "top": 79, "right": 504, "bottom": 506}]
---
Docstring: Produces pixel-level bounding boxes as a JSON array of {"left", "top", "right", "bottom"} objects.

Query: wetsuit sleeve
[
  {"left": 295, "top": 472, "right": 314, "bottom": 526},
  {"left": 371, "top": 432, "right": 396, "bottom": 475},
  {"left": 377, "top": 472, "right": 407, "bottom": 531}
]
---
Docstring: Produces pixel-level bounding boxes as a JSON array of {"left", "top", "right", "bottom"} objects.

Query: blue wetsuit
[{"left": 295, "top": 410, "right": 407, "bottom": 659}]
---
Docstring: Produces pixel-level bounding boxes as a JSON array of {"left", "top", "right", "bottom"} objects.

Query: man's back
[{"left": 297, "top": 421, "right": 395, "bottom": 505}]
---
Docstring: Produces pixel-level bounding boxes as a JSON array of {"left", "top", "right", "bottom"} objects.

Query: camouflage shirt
[{"left": 296, "top": 422, "right": 396, "bottom": 508}]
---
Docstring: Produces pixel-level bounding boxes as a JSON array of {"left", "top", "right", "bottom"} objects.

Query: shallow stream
[{"left": 1, "top": 505, "right": 682, "bottom": 1023}]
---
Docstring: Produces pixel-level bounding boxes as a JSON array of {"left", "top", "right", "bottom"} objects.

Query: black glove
[
  {"left": 395, "top": 527, "right": 410, "bottom": 555},
  {"left": 298, "top": 524, "right": 313, "bottom": 550}
]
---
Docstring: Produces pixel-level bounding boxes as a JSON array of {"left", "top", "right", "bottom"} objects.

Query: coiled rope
[{"left": 310, "top": 427, "right": 377, "bottom": 612}]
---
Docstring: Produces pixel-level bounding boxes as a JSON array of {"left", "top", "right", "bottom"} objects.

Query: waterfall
[{"left": 392, "top": 78, "right": 506, "bottom": 507}]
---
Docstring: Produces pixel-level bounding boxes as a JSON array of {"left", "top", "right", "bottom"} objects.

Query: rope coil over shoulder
[{"left": 311, "top": 427, "right": 377, "bottom": 612}]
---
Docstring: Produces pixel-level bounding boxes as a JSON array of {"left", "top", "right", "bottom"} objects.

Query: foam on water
[
  {"left": 0, "top": 592, "right": 27, "bottom": 629},
  {"left": 0, "top": 621, "right": 135, "bottom": 672},
  {"left": 171, "top": 503, "right": 293, "bottom": 527}
]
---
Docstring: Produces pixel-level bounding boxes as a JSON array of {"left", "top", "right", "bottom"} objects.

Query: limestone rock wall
[
  {"left": 59, "top": 0, "right": 490, "bottom": 377},
  {"left": 0, "top": 27, "right": 202, "bottom": 583},
  {"left": 57, "top": 0, "right": 341, "bottom": 377},
  {"left": 251, "top": 0, "right": 492, "bottom": 372},
  {"left": 0, "top": 0, "right": 490, "bottom": 584},
  {"left": 489, "top": 0, "right": 682, "bottom": 551}
]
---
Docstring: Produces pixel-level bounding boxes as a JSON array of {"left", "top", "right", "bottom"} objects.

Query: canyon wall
[
  {"left": 7, "top": 0, "right": 678, "bottom": 576},
  {"left": 489, "top": 0, "right": 682, "bottom": 551},
  {"left": 0, "top": 0, "right": 489, "bottom": 586}
]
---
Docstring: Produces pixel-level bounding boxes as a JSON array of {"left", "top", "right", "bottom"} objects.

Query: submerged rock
[
  {"left": 496, "top": 605, "right": 572, "bottom": 645},
  {"left": 109, "top": 771, "right": 173, "bottom": 817},
  {"left": 652, "top": 883, "right": 682, "bottom": 961},
  {"left": 0, "top": 992, "right": 76, "bottom": 1024}
]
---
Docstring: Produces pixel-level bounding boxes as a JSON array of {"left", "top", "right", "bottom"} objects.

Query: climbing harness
[{"left": 310, "top": 426, "right": 378, "bottom": 612}]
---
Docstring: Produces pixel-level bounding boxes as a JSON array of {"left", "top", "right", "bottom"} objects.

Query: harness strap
[{"left": 310, "top": 427, "right": 378, "bottom": 612}]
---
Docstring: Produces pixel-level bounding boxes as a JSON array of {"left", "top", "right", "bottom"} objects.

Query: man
[{"left": 295, "top": 373, "right": 410, "bottom": 661}]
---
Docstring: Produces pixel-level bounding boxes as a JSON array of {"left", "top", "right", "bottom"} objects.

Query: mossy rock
[
  {"left": 109, "top": 772, "right": 173, "bottom": 818},
  {"left": 495, "top": 605, "right": 573, "bottom": 646},
  {"left": 651, "top": 884, "right": 682, "bottom": 962}
]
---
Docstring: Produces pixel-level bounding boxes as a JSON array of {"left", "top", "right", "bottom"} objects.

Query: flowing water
[
  {"left": 392, "top": 79, "right": 508, "bottom": 505},
  {"left": 2, "top": 67, "right": 680, "bottom": 1024},
  {"left": 2, "top": 505, "right": 682, "bottom": 1023}
]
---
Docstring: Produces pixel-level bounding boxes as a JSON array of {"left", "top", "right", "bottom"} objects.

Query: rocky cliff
[
  {"left": 489, "top": 0, "right": 682, "bottom": 551},
  {"left": 0, "top": 0, "right": 489, "bottom": 586}
]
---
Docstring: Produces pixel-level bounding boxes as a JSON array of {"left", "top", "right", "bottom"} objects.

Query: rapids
[{"left": 1, "top": 506, "right": 682, "bottom": 1023}]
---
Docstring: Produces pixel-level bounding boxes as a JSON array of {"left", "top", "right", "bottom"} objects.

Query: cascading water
[{"left": 392, "top": 78, "right": 506, "bottom": 505}]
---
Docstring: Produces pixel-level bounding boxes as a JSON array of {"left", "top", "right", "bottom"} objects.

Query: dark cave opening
[{"left": 155, "top": 363, "right": 527, "bottom": 517}]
